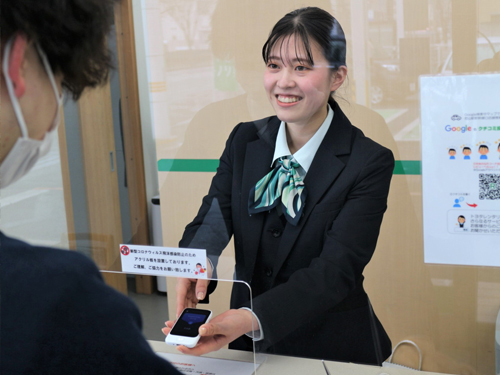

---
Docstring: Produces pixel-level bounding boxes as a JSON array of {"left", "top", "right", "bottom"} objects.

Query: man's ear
[{"left": 6, "top": 34, "right": 28, "bottom": 98}]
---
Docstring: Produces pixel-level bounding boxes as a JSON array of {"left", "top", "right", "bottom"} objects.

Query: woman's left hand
[{"left": 162, "top": 309, "right": 256, "bottom": 356}]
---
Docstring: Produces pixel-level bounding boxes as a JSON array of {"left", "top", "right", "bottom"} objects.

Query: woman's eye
[
  {"left": 267, "top": 63, "right": 279, "bottom": 69},
  {"left": 295, "top": 65, "right": 308, "bottom": 71}
]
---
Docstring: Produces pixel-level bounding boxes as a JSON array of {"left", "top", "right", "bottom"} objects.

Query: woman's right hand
[{"left": 175, "top": 260, "right": 212, "bottom": 318}]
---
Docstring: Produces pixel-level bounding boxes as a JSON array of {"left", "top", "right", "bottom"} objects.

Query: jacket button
[
  {"left": 272, "top": 229, "right": 281, "bottom": 238},
  {"left": 265, "top": 267, "right": 273, "bottom": 277}
]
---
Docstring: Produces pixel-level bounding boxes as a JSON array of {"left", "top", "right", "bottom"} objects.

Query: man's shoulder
[
  {"left": 0, "top": 232, "right": 100, "bottom": 279},
  {"left": 0, "top": 232, "right": 181, "bottom": 374},
  {"left": 0, "top": 232, "right": 132, "bottom": 325}
]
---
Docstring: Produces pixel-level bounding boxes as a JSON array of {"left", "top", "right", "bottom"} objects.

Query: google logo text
[{"left": 445, "top": 125, "right": 472, "bottom": 133}]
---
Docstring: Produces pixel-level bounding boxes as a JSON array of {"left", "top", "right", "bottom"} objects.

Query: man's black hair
[{"left": 1, "top": 0, "right": 116, "bottom": 100}]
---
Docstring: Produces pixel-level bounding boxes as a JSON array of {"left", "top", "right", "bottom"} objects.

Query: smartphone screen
[{"left": 170, "top": 308, "right": 212, "bottom": 337}]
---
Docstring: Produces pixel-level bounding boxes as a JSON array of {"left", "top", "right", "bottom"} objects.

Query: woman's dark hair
[
  {"left": 262, "top": 7, "right": 346, "bottom": 106},
  {"left": 1, "top": 0, "right": 115, "bottom": 100}
]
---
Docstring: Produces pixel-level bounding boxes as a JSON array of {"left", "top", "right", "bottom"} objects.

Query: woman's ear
[
  {"left": 330, "top": 65, "right": 347, "bottom": 92},
  {"left": 6, "top": 34, "right": 28, "bottom": 98}
]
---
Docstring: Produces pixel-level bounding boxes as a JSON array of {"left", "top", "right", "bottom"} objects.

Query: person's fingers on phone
[
  {"left": 175, "top": 278, "right": 188, "bottom": 316},
  {"left": 187, "top": 281, "right": 201, "bottom": 304},
  {"left": 177, "top": 324, "right": 221, "bottom": 356},
  {"left": 177, "top": 334, "right": 224, "bottom": 356},
  {"left": 164, "top": 320, "right": 175, "bottom": 328},
  {"left": 176, "top": 345, "right": 189, "bottom": 353},
  {"left": 195, "top": 278, "right": 209, "bottom": 302},
  {"left": 185, "top": 300, "right": 194, "bottom": 309},
  {"left": 176, "top": 277, "right": 195, "bottom": 317},
  {"left": 161, "top": 320, "right": 176, "bottom": 336},
  {"left": 198, "top": 322, "right": 221, "bottom": 337},
  {"left": 178, "top": 310, "right": 254, "bottom": 356}
]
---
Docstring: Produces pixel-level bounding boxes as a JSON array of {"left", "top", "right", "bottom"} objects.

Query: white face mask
[{"left": 0, "top": 37, "right": 63, "bottom": 189}]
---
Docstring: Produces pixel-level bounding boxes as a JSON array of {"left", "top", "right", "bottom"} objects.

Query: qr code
[{"left": 479, "top": 174, "right": 500, "bottom": 200}]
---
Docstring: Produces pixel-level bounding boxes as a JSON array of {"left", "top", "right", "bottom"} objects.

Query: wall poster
[{"left": 421, "top": 74, "right": 500, "bottom": 266}]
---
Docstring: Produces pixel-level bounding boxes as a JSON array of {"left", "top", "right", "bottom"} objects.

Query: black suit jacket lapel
[
  {"left": 272, "top": 103, "right": 354, "bottom": 278},
  {"left": 240, "top": 117, "right": 280, "bottom": 280}
]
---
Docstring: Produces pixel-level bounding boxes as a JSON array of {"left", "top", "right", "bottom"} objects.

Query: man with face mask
[
  {"left": 0, "top": 38, "right": 63, "bottom": 188},
  {"left": 0, "top": 1, "right": 181, "bottom": 374}
]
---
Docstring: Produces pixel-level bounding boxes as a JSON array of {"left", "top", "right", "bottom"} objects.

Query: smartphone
[{"left": 165, "top": 308, "right": 213, "bottom": 348}]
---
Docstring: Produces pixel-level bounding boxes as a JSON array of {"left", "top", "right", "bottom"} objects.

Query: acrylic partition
[
  {"left": 101, "top": 267, "right": 260, "bottom": 373},
  {"left": 134, "top": 0, "right": 500, "bottom": 374}
]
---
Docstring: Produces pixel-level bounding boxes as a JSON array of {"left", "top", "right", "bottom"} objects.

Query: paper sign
[
  {"left": 119, "top": 244, "right": 208, "bottom": 278},
  {"left": 421, "top": 74, "right": 500, "bottom": 266}
]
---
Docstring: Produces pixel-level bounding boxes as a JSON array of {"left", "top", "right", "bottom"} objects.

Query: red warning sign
[{"left": 120, "top": 245, "right": 130, "bottom": 256}]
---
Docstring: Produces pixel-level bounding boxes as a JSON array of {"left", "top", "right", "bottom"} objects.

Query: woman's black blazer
[{"left": 180, "top": 101, "right": 394, "bottom": 364}]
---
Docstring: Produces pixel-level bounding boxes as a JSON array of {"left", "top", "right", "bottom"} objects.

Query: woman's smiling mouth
[{"left": 276, "top": 95, "right": 302, "bottom": 104}]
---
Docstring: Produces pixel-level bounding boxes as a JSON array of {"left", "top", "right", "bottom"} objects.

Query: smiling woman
[
  {"left": 263, "top": 36, "right": 346, "bottom": 153},
  {"left": 165, "top": 6, "right": 395, "bottom": 365}
]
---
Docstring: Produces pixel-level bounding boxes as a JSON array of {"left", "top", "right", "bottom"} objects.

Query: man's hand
[
  {"left": 162, "top": 309, "right": 256, "bottom": 356},
  {"left": 175, "top": 259, "right": 212, "bottom": 318}
]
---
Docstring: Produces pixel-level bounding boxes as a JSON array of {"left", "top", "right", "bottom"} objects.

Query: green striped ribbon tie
[{"left": 248, "top": 156, "right": 307, "bottom": 226}]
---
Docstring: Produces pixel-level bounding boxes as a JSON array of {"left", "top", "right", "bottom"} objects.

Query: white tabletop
[{"left": 148, "top": 340, "right": 453, "bottom": 375}]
